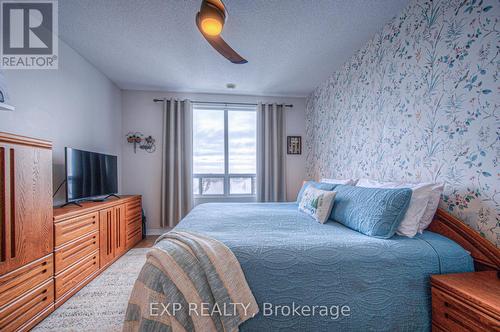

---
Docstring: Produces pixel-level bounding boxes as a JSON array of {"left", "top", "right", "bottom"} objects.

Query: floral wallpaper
[{"left": 305, "top": 0, "right": 499, "bottom": 246}]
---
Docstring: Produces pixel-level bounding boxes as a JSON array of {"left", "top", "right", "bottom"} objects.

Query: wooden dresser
[
  {"left": 431, "top": 271, "right": 500, "bottom": 331},
  {"left": 53, "top": 195, "right": 142, "bottom": 308},
  {"left": 0, "top": 133, "right": 54, "bottom": 332}
]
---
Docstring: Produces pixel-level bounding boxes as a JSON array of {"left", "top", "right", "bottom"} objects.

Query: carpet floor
[{"left": 33, "top": 248, "right": 149, "bottom": 332}]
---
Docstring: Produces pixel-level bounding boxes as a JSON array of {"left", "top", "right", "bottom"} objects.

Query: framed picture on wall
[{"left": 287, "top": 136, "right": 301, "bottom": 155}]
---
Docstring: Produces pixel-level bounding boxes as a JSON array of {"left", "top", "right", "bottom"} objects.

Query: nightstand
[{"left": 431, "top": 271, "right": 500, "bottom": 331}]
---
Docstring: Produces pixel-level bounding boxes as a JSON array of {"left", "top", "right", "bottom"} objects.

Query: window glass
[
  {"left": 192, "top": 105, "right": 257, "bottom": 197},
  {"left": 193, "top": 109, "right": 225, "bottom": 174},
  {"left": 193, "top": 177, "right": 200, "bottom": 195},
  {"left": 228, "top": 111, "right": 257, "bottom": 174},
  {"left": 230, "top": 177, "right": 253, "bottom": 195},
  {"left": 201, "top": 177, "right": 224, "bottom": 195}
]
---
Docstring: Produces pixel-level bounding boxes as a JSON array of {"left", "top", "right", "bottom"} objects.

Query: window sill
[
  {"left": 194, "top": 195, "right": 257, "bottom": 205},
  {"left": 194, "top": 195, "right": 256, "bottom": 199}
]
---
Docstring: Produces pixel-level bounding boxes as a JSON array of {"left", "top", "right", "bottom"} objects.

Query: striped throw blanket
[{"left": 124, "top": 231, "right": 259, "bottom": 332}]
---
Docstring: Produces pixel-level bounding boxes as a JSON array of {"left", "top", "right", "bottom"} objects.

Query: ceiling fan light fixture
[
  {"left": 199, "top": 1, "right": 225, "bottom": 36},
  {"left": 201, "top": 17, "right": 223, "bottom": 36}
]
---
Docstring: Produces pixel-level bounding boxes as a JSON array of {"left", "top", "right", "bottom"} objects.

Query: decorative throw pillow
[
  {"left": 298, "top": 186, "right": 336, "bottom": 224},
  {"left": 418, "top": 183, "right": 445, "bottom": 233},
  {"left": 296, "top": 181, "right": 336, "bottom": 203},
  {"left": 321, "top": 178, "right": 358, "bottom": 185},
  {"left": 356, "top": 179, "right": 435, "bottom": 238},
  {"left": 330, "top": 185, "right": 412, "bottom": 238}
]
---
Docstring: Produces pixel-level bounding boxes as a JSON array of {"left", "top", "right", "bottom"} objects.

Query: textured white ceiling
[{"left": 59, "top": 0, "right": 409, "bottom": 97}]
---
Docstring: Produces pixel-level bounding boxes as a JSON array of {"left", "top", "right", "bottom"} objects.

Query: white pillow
[
  {"left": 321, "top": 178, "right": 358, "bottom": 185},
  {"left": 356, "top": 179, "right": 434, "bottom": 237},
  {"left": 298, "top": 186, "right": 336, "bottom": 224},
  {"left": 418, "top": 183, "right": 445, "bottom": 233}
]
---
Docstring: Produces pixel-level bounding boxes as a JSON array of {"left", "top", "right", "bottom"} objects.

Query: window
[{"left": 193, "top": 104, "right": 256, "bottom": 197}]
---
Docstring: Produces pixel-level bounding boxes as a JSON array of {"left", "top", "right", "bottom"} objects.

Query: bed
[{"left": 129, "top": 202, "right": 491, "bottom": 331}]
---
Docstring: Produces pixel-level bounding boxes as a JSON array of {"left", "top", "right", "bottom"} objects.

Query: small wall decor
[
  {"left": 126, "top": 132, "right": 156, "bottom": 153},
  {"left": 127, "top": 132, "right": 143, "bottom": 153},
  {"left": 0, "top": 71, "right": 15, "bottom": 111},
  {"left": 287, "top": 136, "right": 301, "bottom": 155},
  {"left": 140, "top": 135, "right": 156, "bottom": 153}
]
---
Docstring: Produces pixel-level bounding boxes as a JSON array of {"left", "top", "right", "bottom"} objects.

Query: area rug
[{"left": 33, "top": 248, "right": 149, "bottom": 332}]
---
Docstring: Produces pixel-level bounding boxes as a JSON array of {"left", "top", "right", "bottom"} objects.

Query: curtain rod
[{"left": 153, "top": 98, "right": 293, "bottom": 108}]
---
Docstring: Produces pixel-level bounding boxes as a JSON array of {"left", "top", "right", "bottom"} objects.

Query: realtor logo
[{"left": 0, "top": 0, "right": 58, "bottom": 69}]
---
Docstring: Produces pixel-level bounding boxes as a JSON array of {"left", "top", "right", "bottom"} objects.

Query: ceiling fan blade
[
  {"left": 203, "top": 35, "right": 248, "bottom": 64},
  {"left": 196, "top": 13, "right": 247, "bottom": 64},
  {"left": 206, "top": 0, "right": 226, "bottom": 15}
]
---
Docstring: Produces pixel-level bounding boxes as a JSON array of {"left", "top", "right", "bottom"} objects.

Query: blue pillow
[
  {"left": 330, "top": 185, "right": 412, "bottom": 238},
  {"left": 296, "top": 181, "right": 336, "bottom": 203}
]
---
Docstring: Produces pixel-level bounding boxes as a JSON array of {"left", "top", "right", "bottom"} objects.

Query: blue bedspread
[{"left": 173, "top": 203, "right": 473, "bottom": 331}]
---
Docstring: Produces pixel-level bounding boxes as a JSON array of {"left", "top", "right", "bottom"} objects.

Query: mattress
[{"left": 171, "top": 202, "right": 473, "bottom": 331}]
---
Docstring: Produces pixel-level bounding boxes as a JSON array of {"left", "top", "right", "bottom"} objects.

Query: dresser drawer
[
  {"left": 54, "top": 231, "right": 99, "bottom": 274},
  {"left": 55, "top": 250, "right": 99, "bottom": 300},
  {"left": 0, "top": 254, "right": 53, "bottom": 308},
  {"left": 0, "top": 279, "right": 54, "bottom": 332},
  {"left": 55, "top": 212, "right": 99, "bottom": 247},
  {"left": 432, "top": 288, "right": 499, "bottom": 331}
]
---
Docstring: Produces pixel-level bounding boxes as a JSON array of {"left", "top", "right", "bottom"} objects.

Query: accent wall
[{"left": 305, "top": 0, "right": 499, "bottom": 245}]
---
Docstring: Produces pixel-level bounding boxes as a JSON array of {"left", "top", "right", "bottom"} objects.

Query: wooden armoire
[{"left": 0, "top": 133, "right": 54, "bottom": 331}]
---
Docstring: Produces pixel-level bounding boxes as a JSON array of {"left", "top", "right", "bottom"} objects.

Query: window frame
[{"left": 192, "top": 103, "right": 257, "bottom": 198}]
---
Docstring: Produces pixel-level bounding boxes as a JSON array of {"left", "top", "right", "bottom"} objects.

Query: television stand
[
  {"left": 52, "top": 195, "right": 143, "bottom": 309},
  {"left": 60, "top": 201, "right": 83, "bottom": 208}
]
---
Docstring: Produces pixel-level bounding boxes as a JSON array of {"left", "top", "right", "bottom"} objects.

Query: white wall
[
  {"left": 121, "top": 90, "right": 306, "bottom": 233},
  {"left": 0, "top": 41, "right": 123, "bottom": 205}
]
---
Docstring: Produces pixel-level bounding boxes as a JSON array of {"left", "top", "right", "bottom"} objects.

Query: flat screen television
[{"left": 65, "top": 147, "right": 118, "bottom": 203}]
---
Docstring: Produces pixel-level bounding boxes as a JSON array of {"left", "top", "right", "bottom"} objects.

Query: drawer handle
[
  {"left": 0, "top": 147, "right": 5, "bottom": 262},
  {"left": 9, "top": 148, "right": 15, "bottom": 258},
  {"left": 445, "top": 313, "right": 463, "bottom": 325},
  {"left": 443, "top": 299, "right": 479, "bottom": 325},
  {"left": 444, "top": 311, "right": 477, "bottom": 330},
  {"left": 42, "top": 289, "right": 47, "bottom": 294},
  {"left": 42, "top": 296, "right": 47, "bottom": 301},
  {"left": 41, "top": 269, "right": 47, "bottom": 273}
]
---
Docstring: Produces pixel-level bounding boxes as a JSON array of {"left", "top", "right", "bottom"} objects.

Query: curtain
[
  {"left": 160, "top": 99, "right": 193, "bottom": 227},
  {"left": 257, "top": 103, "right": 287, "bottom": 202}
]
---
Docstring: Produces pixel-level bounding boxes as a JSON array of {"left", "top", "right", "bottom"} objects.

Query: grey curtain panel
[
  {"left": 257, "top": 103, "right": 287, "bottom": 202},
  {"left": 160, "top": 99, "right": 193, "bottom": 228}
]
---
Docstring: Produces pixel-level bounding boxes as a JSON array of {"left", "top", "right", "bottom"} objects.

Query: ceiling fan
[{"left": 196, "top": 0, "right": 247, "bottom": 64}]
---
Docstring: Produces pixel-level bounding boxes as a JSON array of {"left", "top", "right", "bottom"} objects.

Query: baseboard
[{"left": 146, "top": 228, "right": 171, "bottom": 235}]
